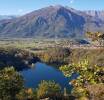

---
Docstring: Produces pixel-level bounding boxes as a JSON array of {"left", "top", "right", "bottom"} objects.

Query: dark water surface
[{"left": 21, "top": 62, "right": 71, "bottom": 89}]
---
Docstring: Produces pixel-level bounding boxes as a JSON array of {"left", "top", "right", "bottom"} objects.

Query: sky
[{"left": 0, "top": 0, "right": 104, "bottom": 15}]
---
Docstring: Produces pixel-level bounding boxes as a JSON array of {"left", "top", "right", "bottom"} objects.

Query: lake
[{"left": 21, "top": 62, "right": 74, "bottom": 90}]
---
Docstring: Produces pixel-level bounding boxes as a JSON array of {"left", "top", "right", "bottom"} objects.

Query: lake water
[{"left": 21, "top": 62, "right": 73, "bottom": 90}]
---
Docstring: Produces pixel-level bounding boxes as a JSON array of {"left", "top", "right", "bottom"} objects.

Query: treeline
[
  {"left": 0, "top": 48, "right": 40, "bottom": 70},
  {"left": 37, "top": 47, "right": 104, "bottom": 67},
  {"left": 36, "top": 47, "right": 71, "bottom": 66},
  {"left": 70, "top": 48, "right": 104, "bottom": 67},
  {"left": 0, "top": 46, "right": 104, "bottom": 71}
]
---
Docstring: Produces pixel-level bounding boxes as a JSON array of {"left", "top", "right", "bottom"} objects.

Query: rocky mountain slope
[
  {"left": 85, "top": 10, "right": 104, "bottom": 21},
  {"left": 0, "top": 5, "right": 104, "bottom": 38}
]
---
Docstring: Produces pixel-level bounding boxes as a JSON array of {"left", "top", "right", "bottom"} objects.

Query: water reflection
[{"left": 21, "top": 62, "right": 71, "bottom": 90}]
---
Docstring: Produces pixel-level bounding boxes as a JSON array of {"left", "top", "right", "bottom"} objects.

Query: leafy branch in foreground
[{"left": 60, "top": 59, "right": 104, "bottom": 99}]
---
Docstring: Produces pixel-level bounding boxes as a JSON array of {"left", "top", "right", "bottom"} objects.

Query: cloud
[
  {"left": 18, "top": 9, "right": 24, "bottom": 13},
  {"left": 69, "top": 0, "right": 74, "bottom": 4}
]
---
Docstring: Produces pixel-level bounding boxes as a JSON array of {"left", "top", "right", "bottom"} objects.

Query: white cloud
[
  {"left": 69, "top": 0, "right": 74, "bottom": 4},
  {"left": 18, "top": 9, "right": 24, "bottom": 13}
]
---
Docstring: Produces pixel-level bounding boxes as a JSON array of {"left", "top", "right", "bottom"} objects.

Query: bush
[
  {"left": 60, "top": 59, "right": 104, "bottom": 99},
  {"left": 0, "top": 67, "right": 23, "bottom": 100},
  {"left": 37, "top": 80, "right": 61, "bottom": 99}
]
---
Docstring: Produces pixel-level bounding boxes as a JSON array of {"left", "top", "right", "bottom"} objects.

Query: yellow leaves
[
  {"left": 79, "top": 96, "right": 89, "bottom": 100},
  {"left": 86, "top": 31, "right": 103, "bottom": 42},
  {"left": 60, "top": 57, "right": 104, "bottom": 99},
  {"left": 0, "top": 67, "right": 24, "bottom": 100},
  {"left": 71, "top": 59, "right": 89, "bottom": 71},
  {"left": 72, "top": 86, "right": 88, "bottom": 97},
  {"left": 60, "top": 64, "right": 72, "bottom": 77},
  {"left": 78, "top": 87, "right": 85, "bottom": 93},
  {"left": 70, "top": 79, "right": 76, "bottom": 85},
  {"left": 70, "top": 79, "right": 79, "bottom": 87},
  {"left": 79, "top": 59, "right": 89, "bottom": 67},
  {"left": 37, "top": 80, "right": 61, "bottom": 98},
  {"left": 4, "top": 74, "right": 10, "bottom": 80},
  {"left": 26, "top": 88, "right": 33, "bottom": 95}
]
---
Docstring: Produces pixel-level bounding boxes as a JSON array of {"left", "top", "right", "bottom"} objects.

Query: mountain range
[
  {"left": 0, "top": 15, "right": 17, "bottom": 20},
  {"left": 0, "top": 5, "right": 104, "bottom": 38},
  {"left": 85, "top": 10, "right": 104, "bottom": 21}
]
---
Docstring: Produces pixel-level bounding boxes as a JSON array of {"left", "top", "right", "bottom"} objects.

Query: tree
[
  {"left": 16, "top": 88, "right": 37, "bottom": 100},
  {"left": 37, "top": 80, "right": 61, "bottom": 99},
  {"left": 99, "top": 33, "right": 104, "bottom": 46},
  {"left": 0, "top": 67, "right": 23, "bottom": 100},
  {"left": 86, "top": 31, "right": 104, "bottom": 46},
  {"left": 60, "top": 59, "right": 104, "bottom": 99}
]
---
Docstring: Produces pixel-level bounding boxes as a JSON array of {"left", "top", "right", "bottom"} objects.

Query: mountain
[
  {"left": 85, "top": 10, "right": 104, "bottom": 21},
  {"left": 0, "top": 5, "right": 104, "bottom": 38},
  {"left": 0, "top": 15, "right": 17, "bottom": 20}
]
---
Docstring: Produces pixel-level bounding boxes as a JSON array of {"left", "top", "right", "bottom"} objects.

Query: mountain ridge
[
  {"left": 0, "top": 15, "right": 18, "bottom": 20},
  {"left": 0, "top": 5, "right": 104, "bottom": 38}
]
